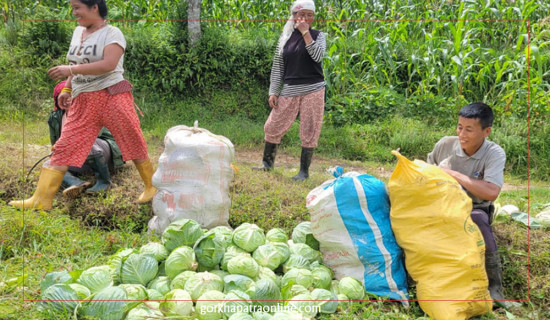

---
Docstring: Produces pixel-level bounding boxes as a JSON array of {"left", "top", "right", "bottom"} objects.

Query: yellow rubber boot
[
  {"left": 9, "top": 167, "right": 64, "bottom": 210},
  {"left": 135, "top": 159, "right": 157, "bottom": 203}
]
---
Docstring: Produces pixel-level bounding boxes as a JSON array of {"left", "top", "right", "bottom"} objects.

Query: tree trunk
[{"left": 188, "top": 0, "right": 202, "bottom": 48}]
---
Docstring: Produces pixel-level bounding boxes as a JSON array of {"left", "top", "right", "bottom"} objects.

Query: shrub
[
  {"left": 124, "top": 23, "right": 273, "bottom": 106},
  {"left": 24, "top": 5, "right": 72, "bottom": 63}
]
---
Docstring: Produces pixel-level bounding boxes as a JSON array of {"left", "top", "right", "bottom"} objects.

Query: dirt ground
[
  {"left": 13, "top": 143, "right": 524, "bottom": 191},
  {"left": 235, "top": 146, "right": 393, "bottom": 175},
  {"left": 234, "top": 146, "right": 524, "bottom": 191}
]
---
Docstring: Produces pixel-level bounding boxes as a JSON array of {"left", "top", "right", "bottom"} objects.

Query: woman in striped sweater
[{"left": 253, "top": 0, "right": 326, "bottom": 181}]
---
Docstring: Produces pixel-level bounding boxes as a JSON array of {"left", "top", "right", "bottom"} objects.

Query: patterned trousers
[
  {"left": 50, "top": 90, "right": 148, "bottom": 167},
  {"left": 264, "top": 88, "right": 325, "bottom": 148}
]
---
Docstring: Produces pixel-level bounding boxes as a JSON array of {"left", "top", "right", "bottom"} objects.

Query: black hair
[
  {"left": 78, "top": 0, "right": 108, "bottom": 19},
  {"left": 458, "top": 102, "right": 494, "bottom": 129}
]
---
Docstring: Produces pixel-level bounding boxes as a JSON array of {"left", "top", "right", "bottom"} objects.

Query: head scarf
[
  {"left": 291, "top": 0, "right": 315, "bottom": 13},
  {"left": 53, "top": 80, "right": 67, "bottom": 111},
  {"left": 276, "top": 0, "right": 316, "bottom": 55}
]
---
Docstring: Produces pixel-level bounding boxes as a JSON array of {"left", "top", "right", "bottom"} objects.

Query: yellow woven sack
[{"left": 388, "top": 151, "right": 491, "bottom": 320}]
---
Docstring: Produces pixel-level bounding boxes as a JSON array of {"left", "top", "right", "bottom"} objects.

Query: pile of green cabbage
[{"left": 38, "top": 219, "right": 367, "bottom": 320}]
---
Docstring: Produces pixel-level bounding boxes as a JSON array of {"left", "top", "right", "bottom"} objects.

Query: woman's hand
[
  {"left": 268, "top": 95, "right": 278, "bottom": 109},
  {"left": 48, "top": 65, "right": 72, "bottom": 81},
  {"left": 294, "top": 17, "right": 309, "bottom": 34},
  {"left": 57, "top": 91, "right": 72, "bottom": 110}
]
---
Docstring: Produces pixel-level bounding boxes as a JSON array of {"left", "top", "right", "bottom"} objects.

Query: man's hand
[
  {"left": 440, "top": 167, "right": 455, "bottom": 176},
  {"left": 440, "top": 167, "right": 501, "bottom": 202}
]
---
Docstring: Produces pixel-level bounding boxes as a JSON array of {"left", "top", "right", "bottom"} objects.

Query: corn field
[{"left": 3, "top": 0, "right": 550, "bottom": 122}]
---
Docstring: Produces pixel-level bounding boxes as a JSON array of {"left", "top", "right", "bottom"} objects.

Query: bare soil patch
[
  {"left": 235, "top": 146, "right": 393, "bottom": 179},
  {"left": 1, "top": 143, "right": 526, "bottom": 204},
  {"left": 234, "top": 146, "right": 525, "bottom": 189}
]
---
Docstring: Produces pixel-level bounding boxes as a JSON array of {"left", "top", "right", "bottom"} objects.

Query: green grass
[
  {"left": 1, "top": 115, "right": 549, "bottom": 319},
  {"left": 2, "top": 0, "right": 549, "bottom": 317},
  {"left": 498, "top": 187, "right": 550, "bottom": 214},
  {"left": 0, "top": 204, "right": 153, "bottom": 319},
  {"left": 133, "top": 90, "right": 538, "bottom": 182}
]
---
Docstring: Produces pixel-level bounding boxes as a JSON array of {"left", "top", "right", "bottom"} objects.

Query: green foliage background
[
  {"left": 1, "top": 0, "right": 549, "bottom": 178},
  {"left": 1, "top": 1, "right": 550, "bottom": 319}
]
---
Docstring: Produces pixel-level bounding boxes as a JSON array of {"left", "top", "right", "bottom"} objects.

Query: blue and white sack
[{"left": 306, "top": 167, "right": 409, "bottom": 304}]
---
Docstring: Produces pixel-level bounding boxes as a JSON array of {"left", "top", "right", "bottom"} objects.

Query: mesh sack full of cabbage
[{"left": 149, "top": 121, "right": 235, "bottom": 234}]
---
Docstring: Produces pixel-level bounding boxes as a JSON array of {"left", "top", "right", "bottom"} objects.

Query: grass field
[{"left": 0, "top": 118, "right": 548, "bottom": 319}]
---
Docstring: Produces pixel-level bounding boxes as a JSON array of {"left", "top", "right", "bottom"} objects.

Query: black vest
[{"left": 283, "top": 29, "right": 324, "bottom": 85}]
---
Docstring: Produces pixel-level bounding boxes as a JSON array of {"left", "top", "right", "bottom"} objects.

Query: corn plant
[{"left": 5, "top": 0, "right": 550, "bottom": 122}]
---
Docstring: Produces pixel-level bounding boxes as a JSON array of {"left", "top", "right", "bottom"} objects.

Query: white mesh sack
[{"left": 148, "top": 121, "right": 234, "bottom": 234}]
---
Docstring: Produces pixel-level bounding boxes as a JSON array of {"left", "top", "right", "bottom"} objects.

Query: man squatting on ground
[{"left": 427, "top": 102, "right": 513, "bottom": 308}]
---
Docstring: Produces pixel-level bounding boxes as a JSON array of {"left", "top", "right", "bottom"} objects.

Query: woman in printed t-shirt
[
  {"left": 253, "top": 0, "right": 326, "bottom": 181},
  {"left": 10, "top": 0, "right": 156, "bottom": 210}
]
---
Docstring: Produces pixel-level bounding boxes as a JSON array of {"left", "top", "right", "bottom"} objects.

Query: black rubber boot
[
  {"left": 85, "top": 154, "right": 112, "bottom": 193},
  {"left": 292, "top": 147, "right": 314, "bottom": 181},
  {"left": 61, "top": 171, "right": 91, "bottom": 198},
  {"left": 252, "top": 142, "right": 278, "bottom": 171},
  {"left": 486, "top": 251, "right": 518, "bottom": 309}
]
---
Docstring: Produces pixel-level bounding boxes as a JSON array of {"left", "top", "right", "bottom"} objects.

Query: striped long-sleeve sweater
[{"left": 269, "top": 31, "right": 326, "bottom": 97}]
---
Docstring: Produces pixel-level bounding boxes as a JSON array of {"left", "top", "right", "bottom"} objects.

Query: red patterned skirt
[{"left": 50, "top": 90, "right": 148, "bottom": 167}]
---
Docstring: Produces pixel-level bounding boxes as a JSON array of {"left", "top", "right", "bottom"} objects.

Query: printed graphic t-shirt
[{"left": 66, "top": 25, "right": 126, "bottom": 98}]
